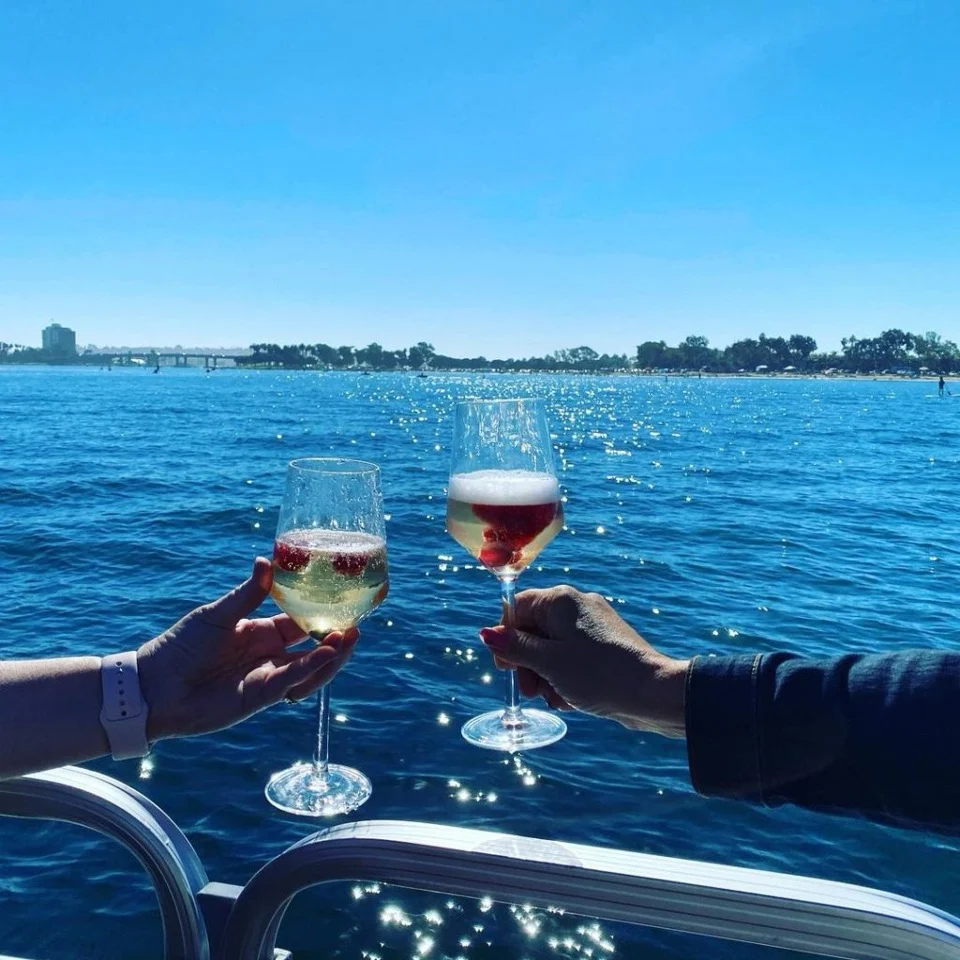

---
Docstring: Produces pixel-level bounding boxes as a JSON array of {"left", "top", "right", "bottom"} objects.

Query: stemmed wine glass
[
  {"left": 446, "top": 398, "right": 567, "bottom": 751},
  {"left": 265, "top": 458, "right": 389, "bottom": 816}
]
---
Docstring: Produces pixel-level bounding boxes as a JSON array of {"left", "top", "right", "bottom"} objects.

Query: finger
[
  {"left": 479, "top": 625, "right": 547, "bottom": 672},
  {"left": 317, "top": 628, "right": 359, "bottom": 649},
  {"left": 516, "top": 666, "right": 541, "bottom": 697},
  {"left": 320, "top": 632, "right": 345, "bottom": 655},
  {"left": 262, "top": 644, "right": 340, "bottom": 704},
  {"left": 517, "top": 668, "right": 571, "bottom": 710},
  {"left": 285, "top": 631, "right": 348, "bottom": 701},
  {"left": 203, "top": 557, "right": 273, "bottom": 627},
  {"left": 339, "top": 627, "right": 359, "bottom": 659},
  {"left": 283, "top": 656, "right": 345, "bottom": 702},
  {"left": 274, "top": 615, "right": 308, "bottom": 647},
  {"left": 513, "top": 587, "right": 561, "bottom": 635},
  {"left": 513, "top": 585, "right": 590, "bottom": 639},
  {"left": 533, "top": 675, "right": 571, "bottom": 710},
  {"left": 284, "top": 628, "right": 359, "bottom": 702},
  {"left": 237, "top": 614, "right": 307, "bottom": 652}
]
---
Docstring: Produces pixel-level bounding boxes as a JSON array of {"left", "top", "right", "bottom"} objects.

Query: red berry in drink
[
  {"left": 472, "top": 502, "right": 558, "bottom": 549},
  {"left": 273, "top": 539, "right": 310, "bottom": 573},
  {"left": 478, "top": 543, "right": 514, "bottom": 569},
  {"left": 332, "top": 552, "right": 368, "bottom": 577}
]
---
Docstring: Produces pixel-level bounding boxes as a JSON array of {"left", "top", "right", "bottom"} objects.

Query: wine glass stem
[
  {"left": 501, "top": 578, "right": 522, "bottom": 722},
  {"left": 314, "top": 684, "right": 331, "bottom": 778}
]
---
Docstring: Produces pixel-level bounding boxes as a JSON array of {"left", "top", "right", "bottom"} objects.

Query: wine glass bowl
[
  {"left": 271, "top": 528, "right": 389, "bottom": 637},
  {"left": 265, "top": 458, "right": 388, "bottom": 817},
  {"left": 446, "top": 471, "right": 564, "bottom": 577},
  {"left": 446, "top": 399, "right": 568, "bottom": 751}
]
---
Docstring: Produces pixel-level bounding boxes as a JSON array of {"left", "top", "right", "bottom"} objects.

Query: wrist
[
  {"left": 652, "top": 658, "right": 689, "bottom": 738},
  {"left": 136, "top": 647, "right": 173, "bottom": 742}
]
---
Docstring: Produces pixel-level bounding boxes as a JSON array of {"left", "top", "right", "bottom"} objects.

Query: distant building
[{"left": 42, "top": 323, "right": 77, "bottom": 356}]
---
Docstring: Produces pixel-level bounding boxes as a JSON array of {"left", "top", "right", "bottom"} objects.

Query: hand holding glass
[
  {"left": 446, "top": 398, "right": 567, "bottom": 751},
  {"left": 265, "top": 458, "right": 388, "bottom": 816}
]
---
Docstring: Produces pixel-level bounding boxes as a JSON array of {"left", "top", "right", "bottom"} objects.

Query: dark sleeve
[{"left": 685, "top": 651, "right": 960, "bottom": 831}]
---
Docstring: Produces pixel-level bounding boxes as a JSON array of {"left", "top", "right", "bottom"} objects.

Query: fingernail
[{"left": 480, "top": 628, "right": 508, "bottom": 651}]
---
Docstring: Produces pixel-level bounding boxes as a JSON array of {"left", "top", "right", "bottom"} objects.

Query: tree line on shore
[
  {"left": 2, "top": 328, "right": 958, "bottom": 374},
  {"left": 239, "top": 329, "right": 960, "bottom": 373},
  {"left": 238, "top": 341, "right": 636, "bottom": 371}
]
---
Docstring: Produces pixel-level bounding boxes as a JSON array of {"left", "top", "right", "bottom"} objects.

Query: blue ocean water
[{"left": 1, "top": 366, "right": 959, "bottom": 960}]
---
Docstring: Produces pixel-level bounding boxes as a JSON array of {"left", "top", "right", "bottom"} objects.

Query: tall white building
[{"left": 42, "top": 323, "right": 77, "bottom": 356}]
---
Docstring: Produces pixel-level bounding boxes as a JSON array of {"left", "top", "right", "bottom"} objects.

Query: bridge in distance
[{"left": 101, "top": 352, "right": 243, "bottom": 368}]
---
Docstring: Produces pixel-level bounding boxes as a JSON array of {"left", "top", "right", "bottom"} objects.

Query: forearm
[
  {"left": 0, "top": 657, "right": 111, "bottom": 779},
  {"left": 686, "top": 650, "right": 960, "bottom": 830}
]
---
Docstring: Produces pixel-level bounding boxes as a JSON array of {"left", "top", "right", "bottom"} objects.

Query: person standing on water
[{"left": 939, "top": 375, "right": 945, "bottom": 396}]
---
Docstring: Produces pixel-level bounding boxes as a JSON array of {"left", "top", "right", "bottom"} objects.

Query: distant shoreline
[{"left": 0, "top": 361, "right": 949, "bottom": 383}]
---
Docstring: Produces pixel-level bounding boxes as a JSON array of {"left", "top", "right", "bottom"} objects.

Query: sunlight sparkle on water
[
  {"left": 414, "top": 934, "right": 435, "bottom": 956},
  {"left": 381, "top": 905, "right": 413, "bottom": 928}
]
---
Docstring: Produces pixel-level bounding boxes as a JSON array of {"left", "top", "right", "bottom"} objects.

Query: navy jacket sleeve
[{"left": 685, "top": 651, "right": 960, "bottom": 830}]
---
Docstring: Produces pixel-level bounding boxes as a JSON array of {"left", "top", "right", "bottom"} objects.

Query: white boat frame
[{"left": 0, "top": 767, "right": 958, "bottom": 960}]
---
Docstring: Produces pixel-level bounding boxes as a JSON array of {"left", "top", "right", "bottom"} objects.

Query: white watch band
[{"left": 99, "top": 651, "right": 150, "bottom": 760}]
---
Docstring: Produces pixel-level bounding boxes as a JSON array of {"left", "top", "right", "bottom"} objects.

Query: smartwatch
[{"left": 99, "top": 651, "right": 150, "bottom": 760}]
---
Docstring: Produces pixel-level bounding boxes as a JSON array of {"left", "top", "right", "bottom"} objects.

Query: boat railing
[
  {"left": 2, "top": 767, "right": 960, "bottom": 960},
  {"left": 219, "top": 819, "right": 960, "bottom": 960},
  {"left": 0, "top": 766, "right": 211, "bottom": 960}
]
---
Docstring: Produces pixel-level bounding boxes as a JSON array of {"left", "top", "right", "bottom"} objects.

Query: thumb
[
  {"left": 202, "top": 557, "right": 272, "bottom": 626},
  {"left": 479, "top": 626, "right": 548, "bottom": 671}
]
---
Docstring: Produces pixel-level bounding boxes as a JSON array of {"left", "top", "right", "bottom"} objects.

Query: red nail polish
[{"left": 480, "top": 629, "right": 507, "bottom": 651}]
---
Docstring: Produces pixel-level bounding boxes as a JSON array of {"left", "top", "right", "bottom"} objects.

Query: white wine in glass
[
  {"left": 447, "top": 398, "right": 567, "bottom": 751},
  {"left": 265, "top": 458, "right": 388, "bottom": 817}
]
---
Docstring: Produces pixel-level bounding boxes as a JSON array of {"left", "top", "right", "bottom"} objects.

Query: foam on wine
[{"left": 447, "top": 469, "right": 560, "bottom": 505}]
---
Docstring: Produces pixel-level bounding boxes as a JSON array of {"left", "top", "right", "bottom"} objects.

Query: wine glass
[
  {"left": 265, "top": 458, "right": 389, "bottom": 816},
  {"left": 446, "top": 398, "right": 568, "bottom": 751}
]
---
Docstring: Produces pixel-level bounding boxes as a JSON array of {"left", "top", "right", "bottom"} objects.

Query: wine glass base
[
  {"left": 265, "top": 761, "right": 372, "bottom": 817},
  {"left": 461, "top": 708, "right": 567, "bottom": 752}
]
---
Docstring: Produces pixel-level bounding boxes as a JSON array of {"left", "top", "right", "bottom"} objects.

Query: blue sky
[{"left": 1, "top": 0, "right": 958, "bottom": 355}]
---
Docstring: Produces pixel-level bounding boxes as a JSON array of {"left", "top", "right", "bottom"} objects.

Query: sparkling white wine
[
  {"left": 271, "top": 528, "right": 389, "bottom": 637},
  {"left": 446, "top": 469, "right": 563, "bottom": 577}
]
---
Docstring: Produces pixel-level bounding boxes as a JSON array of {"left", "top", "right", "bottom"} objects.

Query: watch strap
[{"left": 99, "top": 651, "right": 150, "bottom": 760}]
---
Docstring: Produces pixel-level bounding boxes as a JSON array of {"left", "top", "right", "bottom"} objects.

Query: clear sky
[{"left": 1, "top": 0, "right": 958, "bottom": 356}]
